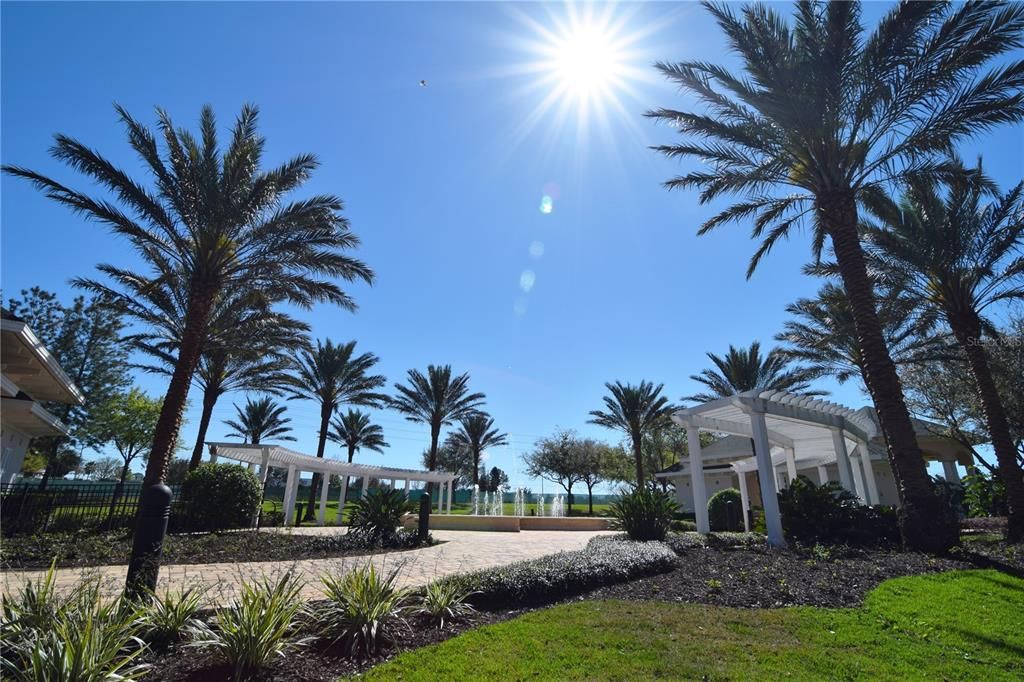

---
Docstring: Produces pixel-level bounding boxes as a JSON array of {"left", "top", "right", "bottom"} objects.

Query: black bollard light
[
  {"left": 418, "top": 491, "right": 431, "bottom": 544},
  {"left": 125, "top": 483, "right": 173, "bottom": 598}
]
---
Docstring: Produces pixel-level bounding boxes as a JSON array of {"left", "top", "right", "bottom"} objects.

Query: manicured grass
[{"left": 356, "top": 570, "right": 1024, "bottom": 680}]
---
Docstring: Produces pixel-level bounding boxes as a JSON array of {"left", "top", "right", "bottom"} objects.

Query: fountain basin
[{"left": 402, "top": 514, "right": 615, "bottom": 532}]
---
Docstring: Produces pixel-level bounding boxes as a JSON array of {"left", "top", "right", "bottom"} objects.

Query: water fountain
[
  {"left": 471, "top": 484, "right": 480, "bottom": 515},
  {"left": 536, "top": 495, "right": 546, "bottom": 517},
  {"left": 491, "top": 486, "right": 504, "bottom": 516},
  {"left": 513, "top": 488, "right": 525, "bottom": 517},
  {"left": 483, "top": 491, "right": 491, "bottom": 515},
  {"left": 551, "top": 495, "right": 564, "bottom": 518}
]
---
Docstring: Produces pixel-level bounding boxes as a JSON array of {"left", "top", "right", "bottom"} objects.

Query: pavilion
[
  {"left": 661, "top": 390, "right": 974, "bottom": 548},
  {"left": 205, "top": 442, "right": 456, "bottom": 526}
]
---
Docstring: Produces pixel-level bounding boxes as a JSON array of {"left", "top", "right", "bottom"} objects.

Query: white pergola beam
[{"left": 672, "top": 414, "right": 795, "bottom": 449}]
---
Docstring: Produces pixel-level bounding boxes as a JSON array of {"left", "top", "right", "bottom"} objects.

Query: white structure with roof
[
  {"left": 661, "top": 390, "right": 974, "bottom": 548},
  {"left": 206, "top": 442, "right": 457, "bottom": 526},
  {"left": 1, "top": 311, "right": 85, "bottom": 485}
]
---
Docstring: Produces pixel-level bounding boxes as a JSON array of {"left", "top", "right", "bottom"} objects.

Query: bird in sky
[{"left": 419, "top": 80, "right": 427, "bottom": 87}]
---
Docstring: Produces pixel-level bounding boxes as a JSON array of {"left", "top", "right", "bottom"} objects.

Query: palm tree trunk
[
  {"left": 425, "top": 425, "right": 441, "bottom": 498},
  {"left": 38, "top": 439, "right": 61, "bottom": 491},
  {"left": 304, "top": 404, "right": 332, "bottom": 521},
  {"left": 822, "top": 192, "right": 957, "bottom": 552},
  {"left": 951, "top": 313, "right": 1024, "bottom": 541},
  {"left": 188, "top": 388, "right": 219, "bottom": 470},
  {"left": 632, "top": 428, "right": 645, "bottom": 485},
  {"left": 106, "top": 460, "right": 131, "bottom": 530},
  {"left": 128, "top": 284, "right": 216, "bottom": 594}
]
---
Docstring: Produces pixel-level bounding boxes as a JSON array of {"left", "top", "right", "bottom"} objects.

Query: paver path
[{"left": 1, "top": 528, "right": 613, "bottom": 604}]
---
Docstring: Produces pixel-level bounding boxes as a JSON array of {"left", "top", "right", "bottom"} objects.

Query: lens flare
[
  {"left": 513, "top": 298, "right": 528, "bottom": 316},
  {"left": 529, "top": 241, "right": 545, "bottom": 258},
  {"left": 540, "top": 196, "right": 553, "bottom": 214},
  {"left": 519, "top": 270, "right": 536, "bottom": 293}
]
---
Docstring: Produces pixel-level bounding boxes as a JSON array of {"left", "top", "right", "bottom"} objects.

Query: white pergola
[
  {"left": 206, "top": 442, "right": 457, "bottom": 526},
  {"left": 672, "top": 390, "right": 881, "bottom": 548}
]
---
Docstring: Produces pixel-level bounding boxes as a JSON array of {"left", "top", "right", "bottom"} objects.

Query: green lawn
[
  {"left": 356, "top": 570, "right": 1024, "bottom": 680},
  {"left": 446, "top": 501, "right": 613, "bottom": 517},
  {"left": 259, "top": 499, "right": 613, "bottom": 526}
]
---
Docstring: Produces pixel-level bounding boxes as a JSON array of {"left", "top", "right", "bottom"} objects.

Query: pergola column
[
  {"left": 447, "top": 479, "right": 453, "bottom": 514},
  {"left": 247, "top": 462, "right": 257, "bottom": 473},
  {"left": 252, "top": 448, "right": 271, "bottom": 527},
  {"left": 784, "top": 447, "right": 798, "bottom": 485},
  {"left": 283, "top": 465, "right": 298, "bottom": 526},
  {"left": 360, "top": 476, "right": 368, "bottom": 501},
  {"left": 850, "top": 452, "right": 868, "bottom": 503},
  {"left": 942, "top": 459, "right": 959, "bottom": 483},
  {"left": 816, "top": 465, "right": 829, "bottom": 486},
  {"left": 437, "top": 481, "right": 445, "bottom": 513},
  {"left": 686, "top": 424, "right": 710, "bottom": 534},
  {"left": 336, "top": 476, "right": 348, "bottom": 526},
  {"left": 859, "top": 442, "right": 880, "bottom": 505},
  {"left": 209, "top": 450, "right": 219, "bottom": 464},
  {"left": 317, "top": 472, "right": 330, "bottom": 526},
  {"left": 831, "top": 427, "right": 856, "bottom": 495},
  {"left": 748, "top": 409, "right": 785, "bottom": 547},
  {"left": 736, "top": 470, "right": 751, "bottom": 532},
  {"left": 403, "top": 479, "right": 409, "bottom": 498}
]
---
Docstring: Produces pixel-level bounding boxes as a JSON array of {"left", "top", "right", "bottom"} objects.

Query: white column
[
  {"left": 252, "top": 449, "right": 272, "bottom": 526},
  {"left": 209, "top": 451, "right": 219, "bottom": 464},
  {"left": 850, "top": 452, "right": 868, "bottom": 503},
  {"left": 737, "top": 471, "right": 751, "bottom": 532},
  {"left": 831, "top": 427, "right": 855, "bottom": 494},
  {"left": 784, "top": 447, "right": 798, "bottom": 485},
  {"left": 942, "top": 460, "right": 959, "bottom": 483},
  {"left": 317, "top": 472, "right": 330, "bottom": 526},
  {"left": 248, "top": 462, "right": 257, "bottom": 473},
  {"left": 686, "top": 425, "right": 710, "bottom": 534},
  {"left": 283, "top": 465, "right": 298, "bottom": 526},
  {"left": 437, "top": 481, "right": 445, "bottom": 513},
  {"left": 403, "top": 479, "right": 409, "bottom": 498},
  {"left": 447, "top": 479, "right": 453, "bottom": 514},
  {"left": 361, "top": 476, "right": 368, "bottom": 501},
  {"left": 859, "top": 446, "right": 880, "bottom": 506},
  {"left": 816, "top": 465, "right": 829, "bottom": 486},
  {"left": 336, "top": 476, "right": 349, "bottom": 526},
  {"left": 775, "top": 469, "right": 786, "bottom": 491},
  {"left": 749, "top": 409, "right": 785, "bottom": 547}
]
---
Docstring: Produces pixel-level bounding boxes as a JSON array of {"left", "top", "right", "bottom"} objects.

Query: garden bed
[{"left": 0, "top": 528, "right": 430, "bottom": 569}]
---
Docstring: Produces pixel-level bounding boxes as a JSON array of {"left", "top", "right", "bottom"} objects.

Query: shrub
[
  {"left": 180, "top": 464, "right": 262, "bottom": 532},
  {"left": 440, "top": 536, "right": 677, "bottom": 609},
  {"left": 314, "top": 564, "right": 409, "bottom": 656},
  {"left": 664, "top": 531, "right": 765, "bottom": 555},
  {"left": 670, "top": 519, "right": 698, "bottom": 532},
  {"left": 1, "top": 567, "right": 149, "bottom": 681},
  {"left": 777, "top": 476, "right": 898, "bottom": 546},
  {"left": 962, "top": 469, "right": 1007, "bottom": 517},
  {"left": 610, "top": 485, "right": 679, "bottom": 542},
  {"left": 413, "top": 581, "right": 476, "bottom": 629},
  {"left": 707, "top": 488, "right": 743, "bottom": 532},
  {"left": 189, "top": 572, "right": 308, "bottom": 679},
  {"left": 138, "top": 587, "right": 204, "bottom": 649},
  {"left": 347, "top": 488, "right": 413, "bottom": 546}
]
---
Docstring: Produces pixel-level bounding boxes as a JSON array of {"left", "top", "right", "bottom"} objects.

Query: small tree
[
  {"left": 485, "top": 467, "right": 510, "bottom": 494},
  {"left": 577, "top": 439, "right": 610, "bottom": 516},
  {"left": 95, "top": 388, "right": 163, "bottom": 489},
  {"left": 421, "top": 444, "right": 475, "bottom": 491},
  {"left": 523, "top": 430, "right": 585, "bottom": 515}
]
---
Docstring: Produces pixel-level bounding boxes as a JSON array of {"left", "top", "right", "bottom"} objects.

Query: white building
[{"left": 1, "top": 309, "right": 84, "bottom": 485}]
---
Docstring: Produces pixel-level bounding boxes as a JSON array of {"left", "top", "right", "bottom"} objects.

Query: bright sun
[{"left": 552, "top": 24, "right": 625, "bottom": 99}]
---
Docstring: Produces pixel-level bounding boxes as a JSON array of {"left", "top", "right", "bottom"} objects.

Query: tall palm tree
[
  {"left": 776, "top": 282, "right": 945, "bottom": 385},
  {"left": 328, "top": 409, "right": 389, "bottom": 463},
  {"left": 3, "top": 104, "right": 373, "bottom": 590},
  {"left": 446, "top": 413, "right": 509, "bottom": 486},
  {"left": 646, "top": 1, "right": 1024, "bottom": 551},
  {"left": 128, "top": 280, "right": 309, "bottom": 469},
  {"left": 588, "top": 381, "right": 673, "bottom": 485},
  {"left": 389, "top": 365, "right": 485, "bottom": 493},
  {"left": 863, "top": 171, "right": 1024, "bottom": 540},
  {"left": 223, "top": 397, "right": 296, "bottom": 444},
  {"left": 686, "top": 341, "right": 824, "bottom": 403},
  {"left": 286, "top": 339, "right": 386, "bottom": 520}
]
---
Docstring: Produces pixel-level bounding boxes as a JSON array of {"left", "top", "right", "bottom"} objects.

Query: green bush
[
  {"left": 664, "top": 531, "right": 765, "bottom": 554},
  {"left": 670, "top": 519, "right": 698, "bottom": 532},
  {"left": 413, "top": 581, "right": 476, "bottom": 630},
  {"left": 138, "top": 587, "right": 204, "bottom": 649},
  {"left": 707, "top": 488, "right": 743, "bottom": 532},
  {"left": 348, "top": 488, "right": 413, "bottom": 546},
  {"left": 440, "top": 535, "right": 677, "bottom": 609},
  {"left": 180, "top": 464, "right": 262, "bottom": 532},
  {"left": 777, "top": 476, "right": 899, "bottom": 547},
  {"left": 315, "top": 564, "right": 409, "bottom": 656},
  {"left": 610, "top": 485, "right": 679, "bottom": 542}
]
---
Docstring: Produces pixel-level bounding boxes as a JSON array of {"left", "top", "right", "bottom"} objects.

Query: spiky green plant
[
  {"left": 347, "top": 488, "right": 413, "bottom": 546},
  {"left": 315, "top": 564, "right": 410, "bottom": 656},
  {"left": 413, "top": 581, "right": 476, "bottom": 630},
  {"left": 138, "top": 586, "right": 205, "bottom": 649}
]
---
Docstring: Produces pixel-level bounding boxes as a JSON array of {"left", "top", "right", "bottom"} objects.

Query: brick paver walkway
[{"left": 1, "top": 528, "right": 612, "bottom": 605}]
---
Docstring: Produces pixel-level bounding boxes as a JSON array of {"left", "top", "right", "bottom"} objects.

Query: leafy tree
[
  {"left": 222, "top": 397, "right": 295, "bottom": 445},
  {"left": 88, "top": 456, "right": 123, "bottom": 480},
  {"left": 3, "top": 105, "right": 374, "bottom": 589},
  {"left": 328, "top": 409, "right": 388, "bottom": 463},
  {"left": 864, "top": 171, "right": 1024, "bottom": 540},
  {"left": 165, "top": 458, "right": 190, "bottom": 486},
  {"left": 445, "top": 413, "right": 508, "bottom": 486},
  {"left": 420, "top": 443, "right": 475, "bottom": 491},
  {"left": 286, "top": 339, "right": 386, "bottom": 520},
  {"left": 483, "top": 466, "right": 510, "bottom": 494},
  {"left": 95, "top": 388, "right": 163, "bottom": 487},
  {"left": 777, "top": 281, "right": 946, "bottom": 385},
  {"left": 588, "top": 381, "right": 673, "bottom": 486},
  {"left": 577, "top": 438, "right": 612, "bottom": 516},
  {"left": 523, "top": 430, "right": 586, "bottom": 515},
  {"left": 6, "top": 288, "right": 130, "bottom": 488},
  {"left": 686, "top": 341, "right": 823, "bottom": 402},
  {"left": 647, "top": 0, "right": 1024, "bottom": 552},
  {"left": 19, "top": 452, "right": 47, "bottom": 477},
  {"left": 390, "top": 365, "right": 485, "bottom": 493}
]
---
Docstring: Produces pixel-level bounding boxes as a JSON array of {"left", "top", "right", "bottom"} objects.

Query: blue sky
[{"left": 3, "top": 2, "right": 1022, "bottom": 489}]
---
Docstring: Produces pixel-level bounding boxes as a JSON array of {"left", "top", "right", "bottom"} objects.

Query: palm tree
[
  {"left": 776, "top": 281, "right": 946, "bottom": 385},
  {"left": 646, "top": 1, "right": 1023, "bottom": 551},
  {"left": 863, "top": 170, "right": 1024, "bottom": 540},
  {"left": 445, "top": 413, "right": 509, "bottom": 486},
  {"left": 328, "top": 409, "right": 389, "bottom": 463},
  {"left": 223, "top": 397, "right": 296, "bottom": 444},
  {"left": 686, "top": 341, "right": 824, "bottom": 403},
  {"left": 3, "top": 104, "right": 373, "bottom": 590},
  {"left": 286, "top": 339, "right": 386, "bottom": 521},
  {"left": 389, "top": 365, "right": 485, "bottom": 493},
  {"left": 588, "top": 381, "right": 673, "bottom": 485}
]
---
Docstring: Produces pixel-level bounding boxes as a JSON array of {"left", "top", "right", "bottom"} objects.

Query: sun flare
[{"left": 551, "top": 24, "right": 625, "bottom": 99}]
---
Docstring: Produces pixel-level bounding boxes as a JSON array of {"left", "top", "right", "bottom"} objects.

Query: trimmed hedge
[
  {"left": 440, "top": 535, "right": 677, "bottom": 608},
  {"left": 707, "top": 488, "right": 743, "bottom": 532},
  {"left": 664, "top": 531, "right": 765, "bottom": 554},
  {"left": 179, "top": 463, "right": 262, "bottom": 532}
]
